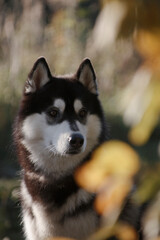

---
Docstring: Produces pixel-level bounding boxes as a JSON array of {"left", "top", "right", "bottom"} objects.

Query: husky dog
[{"left": 14, "top": 57, "right": 108, "bottom": 240}]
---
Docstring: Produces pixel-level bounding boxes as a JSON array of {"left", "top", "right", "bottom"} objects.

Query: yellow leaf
[
  {"left": 116, "top": 223, "right": 138, "bottom": 240},
  {"left": 87, "top": 223, "right": 138, "bottom": 240},
  {"left": 94, "top": 177, "right": 132, "bottom": 215},
  {"left": 135, "top": 30, "right": 160, "bottom": 58},
  {"left": 135, "top": 30, "right": 160, "bottom": 71},
  {"left": 129, "top": 125, "right": 151, "bottom": 146},
  {"left": 75, "top": 141, "right": 139, "bottom": 192},
  {"left": 129, "top": 78, "right": 160, "bottom": 146}
]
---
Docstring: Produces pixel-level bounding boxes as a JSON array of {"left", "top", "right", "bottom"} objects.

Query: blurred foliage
[
  {"left": 0, "top": 0, "right": 160, "bottom": 239},
  {"left": 75, "top": 141, "right": 160, "bottom": 240},
  {"left": 75, "top": 141, "right": 140, "bottom": 239},
  {"left": 75, "top": 141, "right": 139, "bottom": 192},
  {"left": 0, "top": 179, "right": 21, "bottom": 240}
]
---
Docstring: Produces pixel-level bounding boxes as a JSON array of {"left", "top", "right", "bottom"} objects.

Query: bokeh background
[{"left": 0, "top": 0, "right": 160, "bottom": 239}]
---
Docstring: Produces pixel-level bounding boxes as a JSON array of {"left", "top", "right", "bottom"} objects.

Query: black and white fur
[{"left": 14, "top": 57, "right": 108, "bottom": 240}]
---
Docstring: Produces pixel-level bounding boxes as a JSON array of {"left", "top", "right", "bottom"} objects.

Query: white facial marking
[
  {"left": 54, "top": 98, "right": 65, "bottom": 113},
  {"left": 87, "top": 114, "right": 101, "bottom": 148},
  {"left": 21, "top": 114, "right": 87, "bottom": 176},
  {"left": 47, "top": 120, "right": 73, "bottom": 154},
  {"left": 21, "top": 109, "right": 101, "bottom": 177},
  {"left": 45, "top": 120, "right": 86, "bottom": 155},
  {"left": 22, "top": 113, "right": 45, "bottom": 141},
  {"left": 74, "top": 99, "right": 83, "bottom": 113}
]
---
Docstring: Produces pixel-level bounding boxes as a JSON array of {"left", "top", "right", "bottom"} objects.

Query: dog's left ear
[
  {"left": 25, "top": 57, "right": 51, "bottom": 94},
  {"left": 76, "top": 58, "right": 98, "bottom": 95}
]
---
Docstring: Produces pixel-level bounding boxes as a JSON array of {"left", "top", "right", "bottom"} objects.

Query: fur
[{"left": 14, "top": 57, "right": 108, "bottom": 240}]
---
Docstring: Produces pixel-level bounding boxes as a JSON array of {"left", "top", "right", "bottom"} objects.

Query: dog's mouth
[{"left": 66, "top": 149, "right": 82, "bottom": 155}]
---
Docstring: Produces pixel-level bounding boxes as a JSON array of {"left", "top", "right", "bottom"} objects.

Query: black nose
[{"left": 68, "top": 133, "right": 84, "bottom": 149}]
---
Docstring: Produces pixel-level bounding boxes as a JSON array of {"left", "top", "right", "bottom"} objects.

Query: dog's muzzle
[{"left": 67, "top": 133, "right": 84, "bottom": 154}]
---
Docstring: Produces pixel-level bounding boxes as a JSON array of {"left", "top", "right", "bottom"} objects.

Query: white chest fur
[{"left": 21, "top": 180, "right": 98, "bottom": 240}]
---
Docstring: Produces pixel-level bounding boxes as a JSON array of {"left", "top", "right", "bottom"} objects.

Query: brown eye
[
  {"left": 79, "top": 108, "right": 87, "bottom": 119},
  {"left": 48, "top": 108, "right": 59, "bottom": 118}
]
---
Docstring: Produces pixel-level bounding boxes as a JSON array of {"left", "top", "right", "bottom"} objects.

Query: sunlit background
[{"left": 0, "top": 0, "right": 160, "bottom": 239}]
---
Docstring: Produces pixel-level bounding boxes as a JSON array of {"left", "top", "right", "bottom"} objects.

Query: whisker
[{"left": 45, "top": 145, "right": 58, "bottom": 157}]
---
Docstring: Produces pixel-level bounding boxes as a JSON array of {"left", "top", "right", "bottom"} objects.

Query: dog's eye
[
  {"left": 78, "top": 108, "right": 87, "bottom": 119},
  {"left": 47, "top": 108, "right": 59, "bottom": 118}
]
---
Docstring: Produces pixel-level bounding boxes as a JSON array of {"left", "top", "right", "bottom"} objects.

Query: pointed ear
[
  {"left": 76, "top": 58, "right": 98, "bottom": 95},
  {"left": 25, "top": 57, "right": 51, "bottom": 94}
]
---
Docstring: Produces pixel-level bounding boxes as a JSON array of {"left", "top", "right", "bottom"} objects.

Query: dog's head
[{"left": 17, "top": 57, "right": 105, "bottom": 176}]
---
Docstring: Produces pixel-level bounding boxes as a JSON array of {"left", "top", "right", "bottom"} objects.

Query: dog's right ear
[
  {"left": 24, "top": 57, "right": 51, "bottom": 94},
  {"left": 76, "top": 58, "right": 98, "bottom": 95}
]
